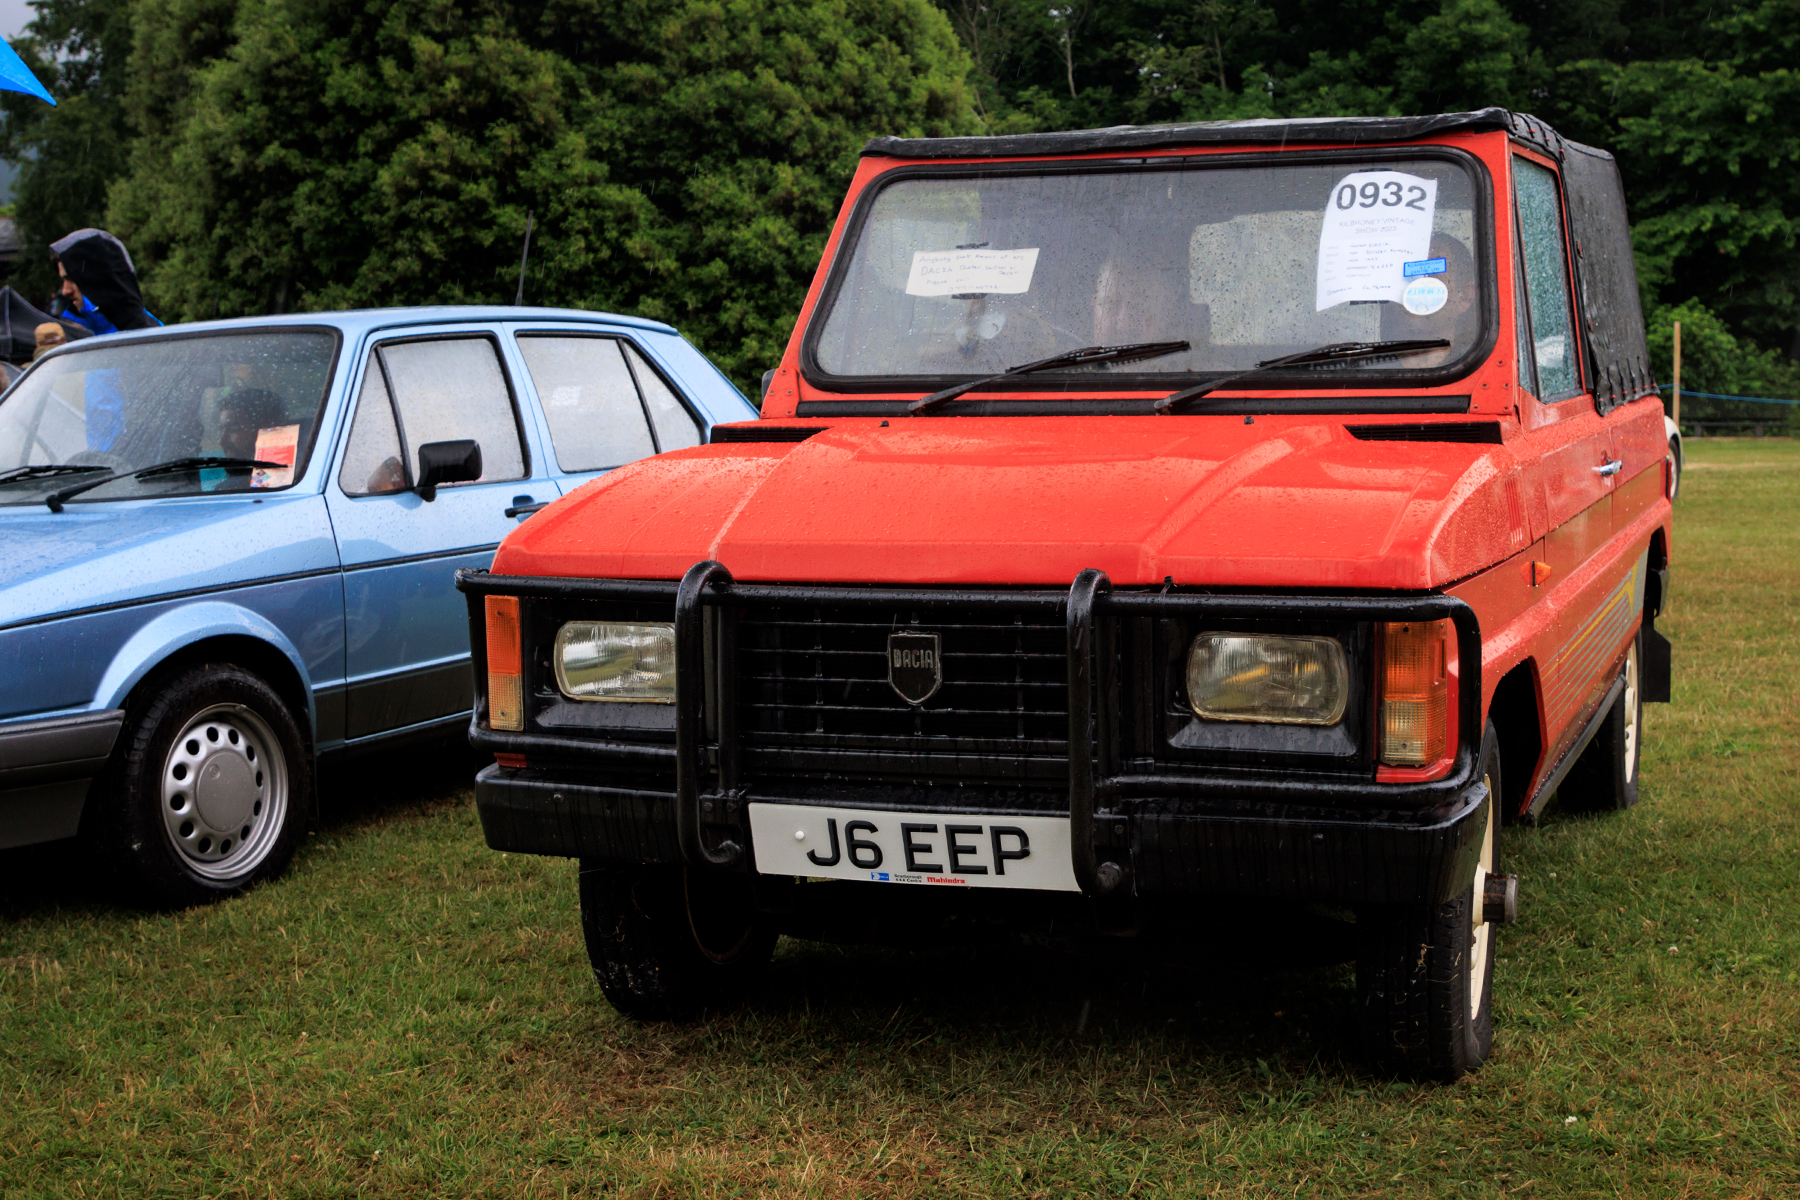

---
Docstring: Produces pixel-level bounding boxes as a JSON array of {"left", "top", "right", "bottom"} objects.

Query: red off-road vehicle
[{"left": 459, "top": 108, "right": 1672, "bottom": 1080}]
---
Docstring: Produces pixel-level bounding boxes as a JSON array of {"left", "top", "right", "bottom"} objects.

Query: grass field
[{"left": 3, "top": 438, "right": 1796, "bottom": 1198}]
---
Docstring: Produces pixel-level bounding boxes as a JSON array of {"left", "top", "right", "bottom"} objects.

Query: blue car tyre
[
  {"left": 576, "top": 862, "right": 777, "bottom": 1019},
  {"left": 95, "top": 663, "right": 311, "bottom": 908}
]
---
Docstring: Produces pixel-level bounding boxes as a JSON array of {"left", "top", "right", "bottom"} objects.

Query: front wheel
[
  {"left": 1357, "top": 721, "right": 1503, "bottom": 1081},
  {"left": 578, "top": 863, "right": 776, "bottom": 1020},
  {"left": 96, "top": 663, "right": 310, "bottom": 908}
]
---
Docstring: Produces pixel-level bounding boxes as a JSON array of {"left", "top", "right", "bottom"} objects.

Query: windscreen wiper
[
  {"left": 908, "top": 340, "right": 1191, "bottom": 417},
  {"left": 1154, "top": 339, "right": 1450, "bottom": 415},
  {"left": 0, "top": 464, "right": 110, "bottom": 486},
  {"left": 45, "top": 456, "right": 283, "bottom": 511}
]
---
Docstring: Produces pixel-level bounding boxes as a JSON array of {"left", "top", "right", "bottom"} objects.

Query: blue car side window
[{"left": 338, "top": 361, "right": 408, "bottom": 496}]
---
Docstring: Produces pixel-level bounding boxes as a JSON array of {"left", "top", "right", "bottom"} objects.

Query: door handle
[
  {"left": 505, "top": 500, "right": 547, "bottom": 519},
  {"left": 1594, "top": 459, "right": 1622, "bottom": 477}
]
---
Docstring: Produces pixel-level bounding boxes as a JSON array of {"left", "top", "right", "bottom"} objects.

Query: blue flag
[{"left": 0, "top": 39, "right": 53, "bottom": 106}]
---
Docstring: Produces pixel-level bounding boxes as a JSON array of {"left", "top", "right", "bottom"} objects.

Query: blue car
[{"left": 0, "top": 306, "right": 758, "bottom": 904}]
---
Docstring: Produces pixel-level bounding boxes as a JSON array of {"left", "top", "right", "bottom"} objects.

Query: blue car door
[{"left": 323, "top": 330, "right": 550, "bottom": 743}]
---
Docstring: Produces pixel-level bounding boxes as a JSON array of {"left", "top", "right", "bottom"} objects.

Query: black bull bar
[{"left": 458, "top": 564, "right": 1484, "bottom": 899}]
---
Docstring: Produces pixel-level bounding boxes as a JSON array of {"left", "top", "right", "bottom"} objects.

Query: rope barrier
[{"left": 1657, "top": 384, "right": 1799, "bottom": 406}]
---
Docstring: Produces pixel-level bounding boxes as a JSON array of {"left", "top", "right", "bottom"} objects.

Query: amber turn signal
[
  {"left": 485, "top": 595, "right": 524, "bottom": 731},
  {"left": 1380, "top": 619, "right": 1449, "bottom": 767},
  {"left": 1520, "top": 559, "right": 1553, "bottom": 587}
]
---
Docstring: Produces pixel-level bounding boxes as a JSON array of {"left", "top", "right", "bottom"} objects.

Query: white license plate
[{"left": 748, "top": 803, "right": 1079, "bottom": 892}]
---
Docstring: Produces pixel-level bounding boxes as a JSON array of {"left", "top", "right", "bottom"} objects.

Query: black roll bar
[{"left": 675, "top": 560, "right": 742, "bottom": 867}]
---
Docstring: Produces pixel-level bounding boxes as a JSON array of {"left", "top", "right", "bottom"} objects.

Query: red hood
[{"left": 495, "top": 417, "right": 1531, "bottom": 589}]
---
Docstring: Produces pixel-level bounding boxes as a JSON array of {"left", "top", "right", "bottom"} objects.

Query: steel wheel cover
[
  {"left": 159, "top": 703, "right": 289, "bottom": 881},
  {"left": 1469, "top": 789, "right": 1495, "bottom": 1024},
  {"left": 1623, "top": 641, "right": 1639, "bottom": 783}
]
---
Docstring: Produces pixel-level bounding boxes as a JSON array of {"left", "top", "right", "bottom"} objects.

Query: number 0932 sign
[{"left": 1314, "top": 170, "right": 1438, "bottom": 311}]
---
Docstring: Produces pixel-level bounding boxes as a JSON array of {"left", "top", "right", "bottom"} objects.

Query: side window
[
  {"left": 623, "top": 343, "right": 702, "bottom": 451},
  {"left": 516, "top": 337, "right": 655, "bottom": 472},
  {"left": 338, "top": 363, "right": 407, "bottom": 496},
  {"left": 1513, "top": 234, "right": 1538, "bottom": 397},
  {"left": 380, "top": 338, "right": 527, "bottom": 483},
  {"left": 1514, "top": 158, "right": 1581, "bottom": 400}
]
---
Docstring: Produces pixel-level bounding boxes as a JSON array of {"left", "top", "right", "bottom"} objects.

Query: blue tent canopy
[{"left": 0, "top": 39, "right": 53, "bottom": 106}]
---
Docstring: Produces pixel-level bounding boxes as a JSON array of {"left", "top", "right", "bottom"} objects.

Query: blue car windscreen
[{"left": 0, "top": 330, "right": 337, "bottom": 504}]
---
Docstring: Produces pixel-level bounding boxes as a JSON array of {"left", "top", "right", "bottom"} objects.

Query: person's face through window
[{"left": 218, "top": 404, "right": 263, "bottom": 460}]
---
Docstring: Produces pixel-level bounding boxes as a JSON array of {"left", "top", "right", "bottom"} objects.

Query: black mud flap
[{"left": 1642, "top": 626, "right": 1672, "bottom": 704}]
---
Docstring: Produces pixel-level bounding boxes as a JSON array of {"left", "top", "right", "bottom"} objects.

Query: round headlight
[{"left": 1185, "top": 633, "right": 1348, "bottom": 725}]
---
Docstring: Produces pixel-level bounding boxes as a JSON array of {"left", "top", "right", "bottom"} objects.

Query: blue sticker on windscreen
[{"left": 1403, "top": 257, "right": 1448, "bottom": 277}]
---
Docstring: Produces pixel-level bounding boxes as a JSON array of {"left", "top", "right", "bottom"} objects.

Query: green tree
[{"left": 109, "top": 0, "right": 974, "bottom": 389}]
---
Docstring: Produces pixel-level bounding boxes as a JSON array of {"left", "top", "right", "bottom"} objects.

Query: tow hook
[{"left": 1483, "top": 873, "right": 1519, "bottom": 926}]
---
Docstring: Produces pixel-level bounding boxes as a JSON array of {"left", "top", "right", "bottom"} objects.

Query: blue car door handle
[{"left": 505, "top": 494, "right": 547, "bottom": 519}]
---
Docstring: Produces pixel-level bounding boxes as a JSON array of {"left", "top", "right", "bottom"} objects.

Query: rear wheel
[
  {"left": 1357, "top": 722, "right": 1502, "bottom": 1081},
  {"left": 577, "top": 862, "right": 776, "bottom": 1019},
  {"left": 1560, "top": 634, "right": 1641, "bottom": 814},
  {"left": 97, "top": 663, "right": 310, "bottom": 908}
]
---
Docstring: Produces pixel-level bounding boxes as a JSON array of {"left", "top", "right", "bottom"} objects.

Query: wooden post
[{"left": 1672, "top": 320, "right": 1682, "bottom": 427}]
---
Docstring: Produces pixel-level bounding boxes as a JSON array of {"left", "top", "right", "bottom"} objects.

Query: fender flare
[{"left": 94, "top": 601, "right": 317, "bottom": 734}]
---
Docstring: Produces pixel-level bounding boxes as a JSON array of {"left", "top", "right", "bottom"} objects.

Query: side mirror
[{"left": 415, "top": 439, "right": 482, "bottom": 501}]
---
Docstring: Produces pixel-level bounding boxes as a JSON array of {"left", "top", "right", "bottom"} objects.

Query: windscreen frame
[{"left": 799, "top": 145, "right": 1498, "bottom": 403}]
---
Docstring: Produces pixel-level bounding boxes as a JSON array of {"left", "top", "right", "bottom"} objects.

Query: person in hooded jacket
[{"left": 50, "top": 228, "right": 161, "bottom": 335}]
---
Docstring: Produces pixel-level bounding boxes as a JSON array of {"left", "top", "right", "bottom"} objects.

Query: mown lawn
[{"left": 3, "top": 438, "right": 1796, "bottom": 1198}]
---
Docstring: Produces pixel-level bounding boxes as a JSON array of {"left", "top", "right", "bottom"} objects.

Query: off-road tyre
[
  {"left": 1357, "top": 722, "right": 1502, "bottom": 1081},
  {"left": 577, "top": 862, "right": 777, "bottom": 1020},
  {"left": 1560, "top": 632, "right": 1642, "bottom": 814},
  {"left": 95, "top": 663, "right": 310, "bottom": 909}
]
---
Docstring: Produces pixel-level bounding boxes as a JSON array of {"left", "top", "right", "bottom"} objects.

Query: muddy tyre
[
  {"left": 577, "top": 863, "right": 776, "bottom": 1019},
  {"left": 1560, "top": 633, "right": 1642, "bottom": 814},
  {"left": 1357, "top": 722, "right": 1502, "bottom": 1081},
  {"left": 97, "top": 663, "right": 310, "bottom": 909}
]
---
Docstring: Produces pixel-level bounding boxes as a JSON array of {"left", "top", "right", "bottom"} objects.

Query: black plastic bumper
[
  {"left": 0, "top": 708, "right": 123, "bottom": 850},
  {"left": 475, "top": 764, "right": 1491, "bottom": 908}
]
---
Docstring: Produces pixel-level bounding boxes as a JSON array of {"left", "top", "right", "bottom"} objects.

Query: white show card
[
  {"left": 251, "top": 424, "right": 300, "bottom": 489},
  {"left": 1314, "top": 172, "right": 1438, "bottom": 311},
  {"left": 906, "top": 247, "right": 1040, "bottom": 297}
]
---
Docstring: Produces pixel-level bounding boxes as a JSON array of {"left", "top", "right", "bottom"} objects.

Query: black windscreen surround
[{"left": 1561, "top": 142, "right": 1656, "bottom": 413}]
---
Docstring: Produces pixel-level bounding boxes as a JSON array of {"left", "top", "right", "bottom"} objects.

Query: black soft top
[
  {"left": 863, "top": 107, "right": 1559, "bottom": 160},
  {"left": 863, "top": 108, "right": 1652, "bottom": 410}
]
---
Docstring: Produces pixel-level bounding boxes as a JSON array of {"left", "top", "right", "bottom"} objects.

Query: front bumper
[
  {"left": 460, "top": 563, "right": 1491, "bottom": 909},
  {"left": 0, "top": 708, "right": 124, "bottom": 850},
  {"left": 475, "top": 764, "right": 1490, "bottom": 907}
]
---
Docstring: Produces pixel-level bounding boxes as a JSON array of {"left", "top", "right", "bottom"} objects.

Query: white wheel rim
[
  {"left": 159, "top": 703, "right": 289, "bottom": 881},
  {"left": 1623, "top": 641, "right": 1639, "bottom": 783},
  {"left": 1469, "top": 786, "right": 1495, "bottom": 1024}
]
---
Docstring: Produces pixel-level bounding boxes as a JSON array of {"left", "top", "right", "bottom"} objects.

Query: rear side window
[
  {"left": 517, "top": 336, "right": 701, "bottom": 471},
  {"left": 338, "top": 336, "right": 527, "bottom": 496},
  {"left": 1514, "top": 158, "right": 1580, "bottom": 400},
  {"left": 516, "top": 338, "right": 655, "bottom": 471}
]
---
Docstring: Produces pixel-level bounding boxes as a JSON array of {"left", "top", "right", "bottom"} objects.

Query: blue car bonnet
[{"left": 0, "top": 494, "right": 337, "bottom": 629}]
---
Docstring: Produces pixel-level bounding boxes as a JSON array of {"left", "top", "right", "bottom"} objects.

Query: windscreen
[
  {"left": 0, "top": 330, "right": 336, "bottom": 505},
  {"left": 813, "top": 157, "right": 1483, "bottom": 381}
]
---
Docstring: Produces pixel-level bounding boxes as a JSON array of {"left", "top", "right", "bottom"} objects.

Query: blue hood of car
[{"left": 0, "top": 493, "right": 339, "bottom": 628}]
